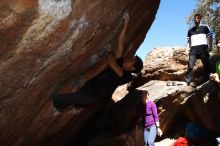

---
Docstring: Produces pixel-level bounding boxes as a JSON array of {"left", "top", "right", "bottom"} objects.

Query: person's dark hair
[
  {"left": 133, "top": 55, "right": 143, "bottom": 73},
  {"left": 194, "top": 13, "right": 201, "bottom": 18},
  {"left": 141, "top": 90, "right": 149, "bottom": 96},
  {"left": 139, "top": 90, "right": 149, "bottom": 102}
]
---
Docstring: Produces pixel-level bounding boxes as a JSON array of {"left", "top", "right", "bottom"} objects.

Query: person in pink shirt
[{"left": 140, "top": 90, "right": 163, "bottom": 146}]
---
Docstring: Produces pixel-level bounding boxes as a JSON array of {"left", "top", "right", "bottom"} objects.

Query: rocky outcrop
[
  {"left": 138, "top": 80, "right": 220, "bottom": 135},
  {"left": 0, "top": 0, "right": 160, "bottom": 145},
  {"left": 142, "top": 47, "right": 206, "bottom": 82},
  {"left": 140, "top": 48, "right": 220, "bottom": 143},
  {"left": 112, "top": 48, "right": 220, "bottom": 143}
]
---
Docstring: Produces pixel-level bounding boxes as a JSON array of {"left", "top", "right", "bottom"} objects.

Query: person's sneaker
[
  {"left": 191, "top": 82, "right": 197, "bottom": 87},
  {"left": 167, "top": 81, "right": 177, "bottom": 86},
  {"left": 167, "top": 81, "right": 172, "bottom": 86},
  {"left": 172, "top": 82, "right": 176, "bottom": 86},
  {"left": 186, "top": 81, "right": 191, "bottom": 86},
  {"left": 184, "top": 77, "right": 191, "bottom": 86},
  {"left": 53, "top": 103, "right": 73, "bottom": 112}
]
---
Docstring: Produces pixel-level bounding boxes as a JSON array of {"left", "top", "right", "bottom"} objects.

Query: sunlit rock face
[
  {"left": 142, "top": 47, "right": 205, "bottom": 82},
  {"left": 0, "top": 0, "right": 160, "bottom": 145}
]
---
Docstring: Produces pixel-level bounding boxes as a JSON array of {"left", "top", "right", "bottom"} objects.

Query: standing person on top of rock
[
  {"left": 184, "top": 13, "right": 213, "bottom": 86},
  {"left": 51, "top": 12, "right": 143, "bottom": 112},
  {"left": 140, "top": 90, "right": 163, "bottom": 146}
]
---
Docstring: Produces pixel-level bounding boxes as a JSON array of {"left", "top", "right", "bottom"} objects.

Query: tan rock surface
[
  {"left": 0, "top": 0, "right": 160, "bottom": 145},
  {"left": 142, "top": 47, "right": 204, "bottom": 82}
]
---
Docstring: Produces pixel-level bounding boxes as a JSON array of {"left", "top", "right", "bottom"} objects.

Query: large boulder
[
  {"left": 136, "top": 80, "right": 220, "bottom": 135},
  {"left": 0, "top": 0, "right": 160, "bottom": 145},
  {"left": 142, "top": 47, "right": 206, "bottom": 82}
]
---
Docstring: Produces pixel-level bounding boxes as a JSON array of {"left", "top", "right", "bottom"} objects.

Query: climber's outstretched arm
[{"left": 115, "top": 12, "right": 129, "bottom": 59}]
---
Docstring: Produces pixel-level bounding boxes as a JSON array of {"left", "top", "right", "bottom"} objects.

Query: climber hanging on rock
[{"left": 51, "top": 12, "right": 143, "bottom": 112}]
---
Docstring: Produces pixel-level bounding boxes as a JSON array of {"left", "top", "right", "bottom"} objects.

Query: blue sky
[{"left": 136, "top": 0, "right": 196, "bottom": 59}]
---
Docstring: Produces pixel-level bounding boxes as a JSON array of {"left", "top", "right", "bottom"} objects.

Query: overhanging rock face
[{"left": 0, "top": 0, "right": 160, "bottom": 145}]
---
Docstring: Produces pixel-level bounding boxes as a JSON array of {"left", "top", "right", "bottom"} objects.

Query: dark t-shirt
[
  {"left": 79, "top": 58, "right": 133, "bottom": 98},
  {"left": 187, "top": 25, "right": 212, "bottom": 55}
]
